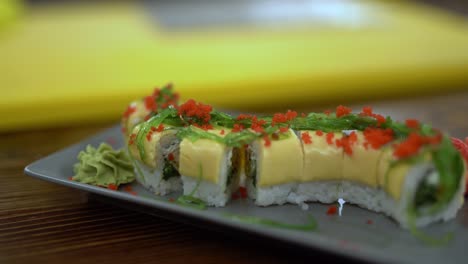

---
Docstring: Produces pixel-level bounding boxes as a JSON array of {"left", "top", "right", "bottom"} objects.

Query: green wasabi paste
[{"left": 73, "top": 143, "right": 135, "bottom": 187}]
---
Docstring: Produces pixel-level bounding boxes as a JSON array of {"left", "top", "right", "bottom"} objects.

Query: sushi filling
[
  {"left": 160, "top": 133, "right": 181, "bottom": 181},
  {"left": 245, "top": 146, "right": 257, "bottom": 187},
  {"left": 413, "top": 168, "right": 440, "bottom": 215},
  {"left": 226, "top": 148, "right": 241, "bottom": 187},
  {"left": 162, "top": 160, "right": 180, "bottom": 180}
]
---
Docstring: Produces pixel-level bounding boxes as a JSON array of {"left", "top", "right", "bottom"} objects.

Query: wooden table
[{"left": 1, "top": 91, "right": 468, "bottom": 264}]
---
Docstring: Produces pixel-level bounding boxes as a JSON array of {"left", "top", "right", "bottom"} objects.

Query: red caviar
[
  {"left": 232, "top": 124, "right": 244, "bottom": 132},
  {"left": 271, "top": 110, "right": 297, "bottom": 126},
  {"left": 107, "top": 184, "right": 118, "bottom": 191},
  {"left": 193, "top": 123, "right": 213, "bottom": 130},
  {"left": 363, "top": 127, "right": 394, "bottom": 150},
  {"left": 146, "top": 85, "right": 180, "bottom": 112},
  {"left": 327, "top": 205, "right": 337, "bottom": 215},
  {"left": 405, "top": 119, "right": 420, "bottom": 129},
  {"left": 360, "top": 106, "right": 386, "bottom": 125},
  {"left": 168, "top": 153, "right": 175, "bottom": 161},
  {"left": 250, "top": 117, "right": 266, "bottom": 133},
  {"left": 301, "top": 131, "right": 312, "bottom": 144},
  {"left": 326, "top": 132, "right": 335, "bottom": 145},
  {"left": 236, "top": 114, "right": 253, "bottom": 120},
  {"left": 336, "top": 131, "right": 358, "bottom": 155},
  {"left": 146, "top": 132, "right": 152, "bottom": 141},
  {"left": 393, "top": 132, "right": 442, "bottom": 159},
  {"left": 129, "top": 133, "right": 137, "bottom": 145},
  {"left": 315, "top": 130, "right": 323, "bottom": 136},
  {"left": 279, "top": 127, "right": 289, "bottom": 133},
  {"left": 336, "top": 105, "right": 352, "bottom": 118},
  {"left": 156, "top": 124, "right": 165, "bottom": 132},
  {"left": 263, "top": 135, "right": 271, "bottom": 147},
  {"left": 123, "top": 105, "right": 136, "bottom": 119},
  {"left": 178, "top": 99, "right": 213, "bottom": 124},
  {"left": 144, "top": 95, "right": 158, "bottom": 111},
  {"left": 239, "top": 187, "right": 248, "bottom": 199}
]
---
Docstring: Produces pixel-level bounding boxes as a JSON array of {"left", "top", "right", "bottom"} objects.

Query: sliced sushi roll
[
  {"left": 245, "top": 129, "right": 303, "bottom": 206},
  {"left": 376, "top": 136, "right": 466, "bottom": 228},
  {"left": 179, "top": 128, "right": 241, "bottom": 207},
  {"left": 127, "top": 122, "right": 182, "bottom": 195},
  {"left": 339, "top": 130, "right": 388, "bottom": 212},
  {"left": 292, "top": 131, "right": 344, "bottom": 204}
]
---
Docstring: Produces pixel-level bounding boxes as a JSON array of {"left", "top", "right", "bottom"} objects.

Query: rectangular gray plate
[{"left": 25, "top": 125, "right": 468, "bottom": 264}]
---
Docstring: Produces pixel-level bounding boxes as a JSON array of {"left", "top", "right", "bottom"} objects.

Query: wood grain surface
[{"left": 1, "top": 91, "right": 468, "bottom": 264}]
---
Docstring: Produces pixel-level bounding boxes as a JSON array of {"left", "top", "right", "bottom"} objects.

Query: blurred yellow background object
[
  {"left": 1, "top": 1, "right": 468, "bottom": 131},
  {"left": 0, "top": 0, "right": 22, "bottom": 30}
]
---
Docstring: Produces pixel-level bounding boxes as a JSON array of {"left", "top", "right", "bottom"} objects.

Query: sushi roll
[
  {"left": 245, "top": 129, "right": 303, "bottom": 206},
  {"left": 179, "top": 128, "right": 241, "bottom": 207},
  {"left": 119, "top": 87, "right": 466, "bottom": 230}
]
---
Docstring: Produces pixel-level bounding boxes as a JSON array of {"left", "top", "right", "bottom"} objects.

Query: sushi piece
[
  {"left": 179, "top": 128, "right": 241, "bottom": 207},
  {"left": 339, "top": 130, "right": 388, "bottom": 213},
  {"left": 245, "top": 129, "right": 303, "bottom": 206},
  {"left": 121, "top": 100, "right": 150, "bottom": 139},
  {"left": 376, "top": 137, "right": 466, "bottom": 228},
  {"left": 127, "top": 122, "right": 182, "bottom": 195},
  {"left": 292, "top": 131, "right": 343, "bottom": 204},
  {"left": 121, "top": 84, "right": 179, "bottom": 139}
]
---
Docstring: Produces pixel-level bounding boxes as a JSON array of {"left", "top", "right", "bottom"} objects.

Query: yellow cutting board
[{"left": 1, "top": 1, "right": 468, "bottom": 131}]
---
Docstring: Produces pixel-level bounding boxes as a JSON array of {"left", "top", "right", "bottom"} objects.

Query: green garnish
[
  {"left": 407, "top": 211, "right": 454, "bottom": 246},
  {"left": 225, "top": 214, "right": 318, "bottom": 231},
  {"left": 176, "top": 195, "right": 207, "bottom": 210},
  {"left": 177, "top": 126, "right": 225, "bottom": 145},
  {"left": 176, "top": 164, "right": 207, "bottom": 210},
  {"left": 136, "top": 108, "right": 177, "bottom": 160},
  {"left": 428, "top": 137, "right": 464, "bottom": 214}
]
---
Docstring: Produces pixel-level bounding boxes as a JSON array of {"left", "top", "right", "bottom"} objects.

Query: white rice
[
  {"left": 247, "top": 179, "right": 296, "bottom": 206},
  {"left": 290, "top": 181, "right": 342, "bottom": 204},
  {"left": 134, "top": 160, "right": 182, "bottom": 196}
]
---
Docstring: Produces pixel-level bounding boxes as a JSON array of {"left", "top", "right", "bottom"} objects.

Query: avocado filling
[
  {"left": 245, "top": 147, "right": 257, "bottom": 187},
  {"left": 227, "top": 148, "right": 240, "bottom": 187},
  {"left": 413, "top": 169, "right": 439, "bottom": 214},
  {"left": 162, "top": 159, "right": 180, "bottom": 180}
]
